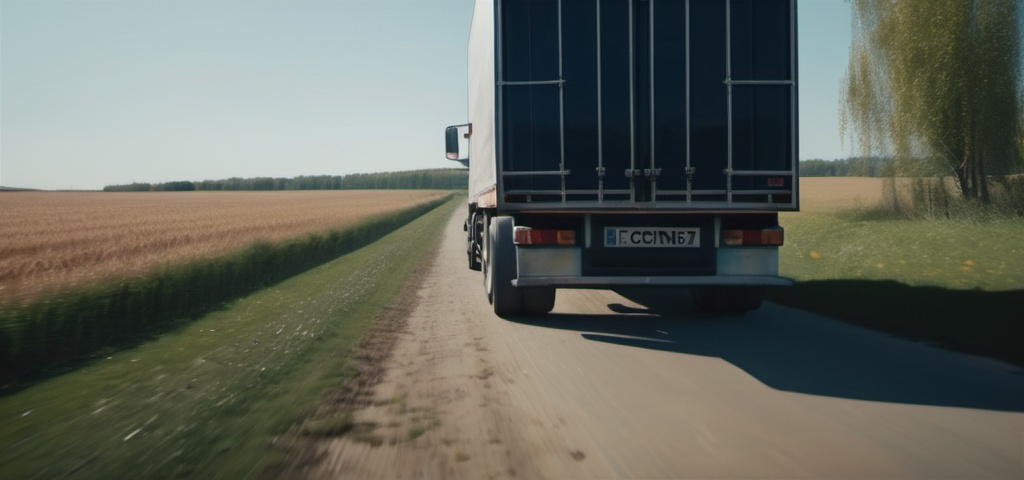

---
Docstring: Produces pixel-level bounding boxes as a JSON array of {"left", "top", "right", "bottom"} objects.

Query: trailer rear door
[{"left": 497, "top": 0, "right": 797, "bottom": 210}]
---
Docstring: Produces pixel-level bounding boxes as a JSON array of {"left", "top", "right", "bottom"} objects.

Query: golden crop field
[
  {"left": 0, "top": 179, "right": 882, "bottom": 306},
  {"left": 0, "top": 190, "right": 450, "bottom": 305},
  {"left": 796, "top": 177, "right": 883, "bottom": 213}
]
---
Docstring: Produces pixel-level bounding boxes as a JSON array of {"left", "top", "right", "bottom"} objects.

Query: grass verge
[
  {"left": 0, "top": 197, "right": 460, "bottom": 479},
  {"left": 771, "top": 209, "right": 1024, "bottom": 366},
  {"left": 0, "top": 194, "right": 454, "bottom": 388}
]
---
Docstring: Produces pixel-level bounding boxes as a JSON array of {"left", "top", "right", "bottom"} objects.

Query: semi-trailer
[{"left": 446, "top": 0, "right": 798, "bottom": 316}]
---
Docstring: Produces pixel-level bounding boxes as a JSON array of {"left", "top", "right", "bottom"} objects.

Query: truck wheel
[
  {"left": 691, "top": 286, "right": 765, "bottom": 314},
  {"left": 486, "top": 216, "right": 523, "bottom": 316},
  {"left": 468, "top": 212, "right": 483, "bottom": 271},
  {"left": 522, "top": 288, "right": 555, "bottom": 315}
]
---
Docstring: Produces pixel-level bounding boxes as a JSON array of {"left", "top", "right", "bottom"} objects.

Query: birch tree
[{"left": 842, "top": 0, "right": 1022, "bottom": 203}]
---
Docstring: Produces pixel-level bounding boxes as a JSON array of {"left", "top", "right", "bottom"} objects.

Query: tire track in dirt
[{"left": 268, "top": 209, "right": 546, "bottom": 480}]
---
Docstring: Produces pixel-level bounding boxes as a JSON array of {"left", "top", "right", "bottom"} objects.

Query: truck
[{"left": 446, "top": 0, "right": 798, "bottom": 316}]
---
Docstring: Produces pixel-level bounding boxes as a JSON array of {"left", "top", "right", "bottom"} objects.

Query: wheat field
[
  {"left": 796, "top": 177, "right": 883, "bottom": 213},
  {"left": 0, "top": 190, "right": 450, "bottom": 305},
  {"left": 1, "top": 180, "right": 886, "bottom": 305}
]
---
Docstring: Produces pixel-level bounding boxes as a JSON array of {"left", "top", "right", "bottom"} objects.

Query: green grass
[
  {"left": 0, "top": 198, "right": 459, "bottom": 480},
  {"left": 779, "top": 211, "right": 1024, "bottom": 290},
  {"left": 771, "top": 209, "right": 1024, "bottom": 366}
]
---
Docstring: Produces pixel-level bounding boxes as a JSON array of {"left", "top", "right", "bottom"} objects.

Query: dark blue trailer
[{"left": 447, "top": 0, "right": 798, "bottom": 316}]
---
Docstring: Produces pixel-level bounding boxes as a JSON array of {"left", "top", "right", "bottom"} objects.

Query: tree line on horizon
[
  {"left": 103, "top": 168, "right": 469, "bottom": 192},
  {"left": 799, "top": 157, "right": 892, "bottom": 177},
  {"left": 103, "top": 159, "right": 1011, "bottom": 193}
]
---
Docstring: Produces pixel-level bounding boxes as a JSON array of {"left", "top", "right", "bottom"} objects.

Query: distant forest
[
  {"left": 102, "top": 160, "right": 901, "bottom": 192},
  {"left": 798, "top": 157, "right": 890, "bottom": 177},
  {"left": 103, "top": 168, "right": 469, "bottom": 192}
]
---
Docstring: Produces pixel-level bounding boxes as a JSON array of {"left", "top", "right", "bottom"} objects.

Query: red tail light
[
  {"left": 513, "top": 227, "right": 576, "bottom": 246},
  {"left": 722, "top": 227, "right": 784, "bottom": 246}
]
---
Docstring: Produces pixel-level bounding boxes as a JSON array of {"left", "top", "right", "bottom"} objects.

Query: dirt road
[{"left": 295, "top": 208, "right": 1024, "bottom": 479}]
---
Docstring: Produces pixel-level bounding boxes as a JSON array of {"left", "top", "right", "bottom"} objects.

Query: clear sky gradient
[{"left": 1, "top": 0, "right": 851, "bottom": 191}]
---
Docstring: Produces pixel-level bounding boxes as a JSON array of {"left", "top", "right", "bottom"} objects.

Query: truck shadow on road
[{"left": 505, "top": 287, "right": 1024, "bottom": 412}]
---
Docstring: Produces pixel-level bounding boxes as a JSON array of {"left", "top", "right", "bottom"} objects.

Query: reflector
[
  {"left": 721, "top": 227, "right": 784, "bottom": 246},
  {"left": 513, "top": 227, "right": 575, "bottom": 246}
]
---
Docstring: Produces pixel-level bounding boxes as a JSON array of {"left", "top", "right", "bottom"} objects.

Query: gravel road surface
[{"left": 294, "top": 208, "right": 1024, "bottom": 479}]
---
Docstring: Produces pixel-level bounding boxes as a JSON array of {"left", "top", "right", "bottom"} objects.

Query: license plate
[{"left": 604, "top": 227, "right": 700, "bottom": 248}]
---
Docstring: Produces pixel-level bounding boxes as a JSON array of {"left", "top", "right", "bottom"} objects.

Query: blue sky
[{"left": 1, "top": 0, "right": 851, "bottom": 190}]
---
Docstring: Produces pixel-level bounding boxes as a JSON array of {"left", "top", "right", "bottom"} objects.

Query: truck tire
[
  {"left": 486, "top": 216, "right": 523, "bottom": 316},
  {"left": 691, "top": 286, "right": 765, "bottom": 314},
  {"left": 521, "top": 288, "right": 555, "bottom": 315},
  {"left": 467, "top": 212, "right": 483, "bottom": 271}
]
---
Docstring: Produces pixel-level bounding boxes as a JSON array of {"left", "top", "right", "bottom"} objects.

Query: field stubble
[{"left": 0, "top": 190, "right": 450, "bottom": 306}]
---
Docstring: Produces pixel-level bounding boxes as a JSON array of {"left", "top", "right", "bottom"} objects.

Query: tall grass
[
  {"left": 0, "top": 194, "right": 453, "bottom": 388},
  {"left": 874, "top": 175, "right": 1024, "bottom": 220}
]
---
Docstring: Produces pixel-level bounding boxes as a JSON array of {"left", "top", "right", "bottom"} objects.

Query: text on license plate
[{"left": 604, "top": 227, "right": 700, "bottom": 248}]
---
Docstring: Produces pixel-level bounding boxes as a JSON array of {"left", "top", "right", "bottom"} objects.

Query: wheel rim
[{"left": 483, "top": 219, "right": 493, "bottom": 300}]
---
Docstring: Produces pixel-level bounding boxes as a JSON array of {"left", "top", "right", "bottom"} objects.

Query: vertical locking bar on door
[
  {"left": 628, "top": 0, "right": 636, "bottom": 204},
  {"left": 790, "top": 0, "right": 798, "bottom": 204},
  {"left": 596, "top": 0, "right": 604, "bottom": 203},
  {"left": 685, "top": 0, "right": 693, "bottom": 204},
  {"left": 649, "top": 0, "right": 657, "bottom": 202},
  {"left": 558, "top": 0, "right": 566, "bottom": 203},
  {"left": 725, "top": 0, "right": 734, "bottom": 204}
]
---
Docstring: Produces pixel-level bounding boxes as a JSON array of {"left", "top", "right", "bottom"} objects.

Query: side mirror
[
  {"left": 445, "top": 123, "right": 470, "bottom": 167},
  {"left": 445, "top": 126, "right": 461, "bottom": 161}
]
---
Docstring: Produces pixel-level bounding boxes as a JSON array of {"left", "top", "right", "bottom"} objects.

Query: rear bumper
[
  {"left": 513, "top": 275, "right": 793, "bottom": 288},
  {"left": 514, "top": 244, "right": 790, "bottom": 288}
]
